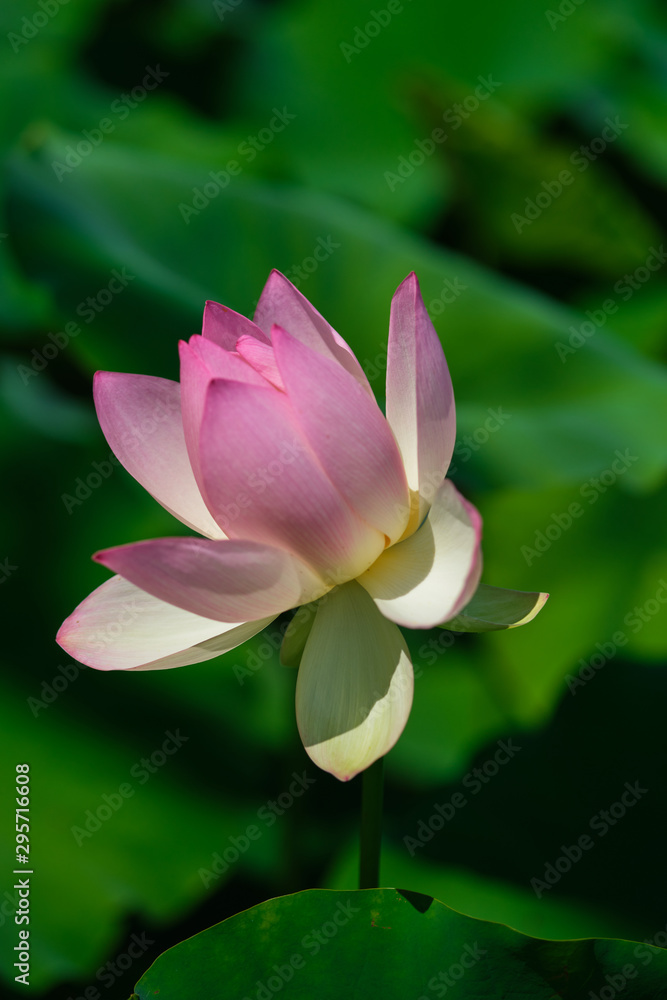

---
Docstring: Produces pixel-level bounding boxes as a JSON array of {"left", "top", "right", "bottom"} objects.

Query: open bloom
[{"left": 58, "top": 271, "right": 545, "bottom": 781}]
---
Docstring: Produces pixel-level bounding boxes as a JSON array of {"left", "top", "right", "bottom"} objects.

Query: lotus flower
[{"left": 58, "top": 271, "right": 547, "bottom": 781}]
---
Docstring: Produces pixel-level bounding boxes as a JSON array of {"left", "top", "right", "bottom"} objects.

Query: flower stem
[{"left": 359, "top": 756, "right": 384, "bottom": 889}]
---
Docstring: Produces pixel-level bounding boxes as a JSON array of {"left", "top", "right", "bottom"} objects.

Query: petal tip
[
  {"left": 395, "top": 272, "right": 420, "bottom": 297},
  {"left": 92, "top": 369, "right": 114, "bottom": 396},
  {"left": 512, "top": 590, "right": 549, "bottom": 627},
  {"left": 55, "top": 619, "right": 69, "bottom": 646}
]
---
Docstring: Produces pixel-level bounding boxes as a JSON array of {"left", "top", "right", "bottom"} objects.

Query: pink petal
[
  {"left": 358, "top": 479, "right": 482, "bottom": 628},
  {"left": 93, "top": 371, "right": 223, "bottom": 539},
  {"left": 57, "top": 574, "right": 275, "bottom": 671},
  {"left": 272, "top": 326, "right": 410, "bottom": 542},
  {"left": 179, "top": 337, "right": 266, "bottom": 487},
  {"left": 202, "top": 300, "right": 269, "bottom": 350},
  {"left": 253, "top": 270, "right": 372, "bottom": 394},
  {"left": 235, "top": 334, "right": 285, "bottom": 391},
  {"left": 199, "top": 379, "right": 385, "bottom": 580},
  {"left": 187, "top": 334, "right": 265, "bottom": 382},
  {"left": 386, "top": 273, "right": 456, "bottom": 523},
  {"left": 93, "top": 537, "right": 327, "bottom": 622}
]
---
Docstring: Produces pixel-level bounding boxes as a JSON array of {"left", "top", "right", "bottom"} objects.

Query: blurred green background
[{"left": 2, "top": 0, "right": 667, "bottom": 995}]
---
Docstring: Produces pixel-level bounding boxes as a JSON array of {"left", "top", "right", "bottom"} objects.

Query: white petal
[
  {"left": 295, "top": 581, "right": 413, "bottom": 781},
  {"left": 57, "top": 575, "right": 275, "bottom": 671},
  {"left": 358, "top": 479, "right": 483, "bottom": 628}
]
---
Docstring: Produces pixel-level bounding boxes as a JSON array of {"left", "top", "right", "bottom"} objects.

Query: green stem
[{"left": 359, "top": 756, "right": 384, "bottom": 889}]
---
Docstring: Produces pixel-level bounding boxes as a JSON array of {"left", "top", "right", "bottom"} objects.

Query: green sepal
[
  {"left": 279, "top": 602, "right": 318, "bottom": 667},
  {"left": 440, "top": 583, "right": 549, "bottom": 632}
]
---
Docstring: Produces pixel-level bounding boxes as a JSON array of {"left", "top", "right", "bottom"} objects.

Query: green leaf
[
  {"left": 325, "top": 841, "right": 634, "bottom": 942},
  {"left": 476, "top": 480, "right": 667, "bottom": 725},
  {"left": 7, "top": 133, "right": 666, "bottom": 495},
  {"left": 132, "top": 888, "right": 667, "bottom": 1000},
  {"left": 243, "top": 0, "right": 616, "bottom": 226},
  {"left": 440, "top": 583, "right": 549, "bottom": 633},
  {"left": 0, "top": 678, "right": 285, "bottom": 990}
]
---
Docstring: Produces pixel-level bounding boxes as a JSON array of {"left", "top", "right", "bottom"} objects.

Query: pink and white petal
[
  {"left": 93, "top": 371, "right": 223, "bottom": 539},
  {"left": 200, "top": 379, "right": 385, "bottom": 580},
  {"left": 272, "top": 326, "right": 409, "bottom": 542},
  {"left": 235, "top": 334, "right": 285, "bottom": 391},
  {"left": 253, "top": 270, "right": 372, "bottom": 395},
  {"left": 56, "top": 574, "right": 274, "bottom": 671},
  {"left": 386, "top": 273, "right": 456, "bottom": 524},
  {"left": 179, "top": 338, "right": 267, "bottom": 487},
  {"left": 94, "top": 536, "right": 328, "bottom": 623},
  {"left": 202, "top": 300, "right": 270, "bottom": 351},
  {"left": 358, "top": 479, "right": 482, "bottom": 629},
  {"left": 295, "top": 581, "right": 413, "bottom": 782}
]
